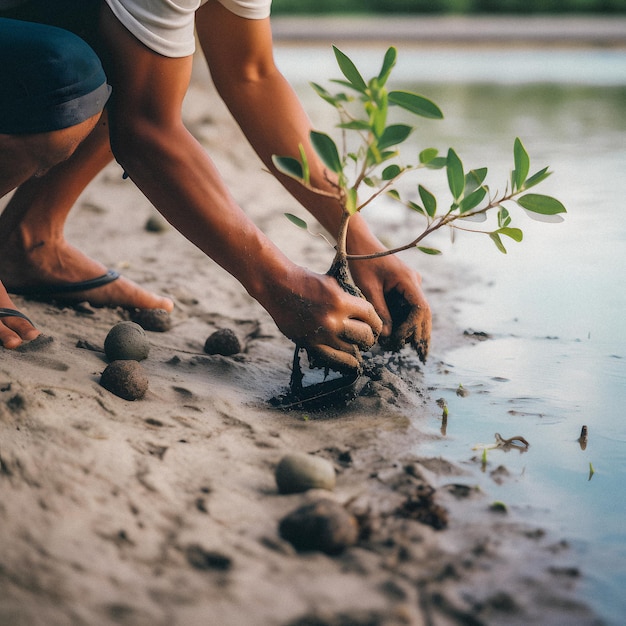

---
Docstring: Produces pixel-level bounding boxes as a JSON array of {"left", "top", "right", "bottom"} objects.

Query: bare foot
[
  {"left": 0, "top": 235, "right": 174, "bottom": 313},
  {"left": 0, "top": 283, "right": 40, "bottom": 349}
]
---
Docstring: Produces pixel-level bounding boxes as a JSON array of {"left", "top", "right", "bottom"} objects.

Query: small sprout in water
[
  {"left": 456, "top": 384, "right": 469, "bottom": 397},
  {"left": 578, "top": 425, "right": 588, "bottom": 451},
  {"left": 490, "top": 501, "right": 508, "bottom": 514},
  {"left": 588, "top": 462, "right": 595, "bottom": 481},
  {"left": 481, "top": 448, "right": 488, "bottom": 471},
  {"left": 436, "top": 397, "right": 448, "bottom": 418}
]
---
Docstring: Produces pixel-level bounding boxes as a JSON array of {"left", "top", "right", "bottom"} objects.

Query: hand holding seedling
[{"left": 273, "top": 46, "right": 565, "bottom": 382}]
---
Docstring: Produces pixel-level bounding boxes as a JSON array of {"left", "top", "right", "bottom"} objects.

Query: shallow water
[{"left": 276, "top": 44, "right": 626, "bottom": 624}]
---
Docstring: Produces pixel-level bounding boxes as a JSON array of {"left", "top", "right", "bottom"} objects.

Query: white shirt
[{"left": 103, "top": 0, "right": 272, "bottom": 58}]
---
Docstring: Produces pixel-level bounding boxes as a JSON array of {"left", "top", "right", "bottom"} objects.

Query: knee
[
  {"left": 32, "top": 113, "right": 102, "bottom": 176},
  {"left": 0, "top": 18, "right": 110, "bottom": 135}
]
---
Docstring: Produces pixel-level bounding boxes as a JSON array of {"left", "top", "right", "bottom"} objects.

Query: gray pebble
[
  {"left": 104, "top": 321, "right": 150, "bottom": 362},
  {"left": 275, "top": 453, "right": 336, "bottom": 494}
]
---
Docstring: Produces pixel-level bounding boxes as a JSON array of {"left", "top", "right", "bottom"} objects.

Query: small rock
[
  {"left": 130, "top": 308, "right": 172, "bottom": 332},
  {"left": 279, "top": 499, "right": 359, "bottom": 555},
  {"left": 275, "top": 453, "right": 336, "bottom": 494},
  {"left": 203, "top": 328, "right": 241, "bottom": 356},
  {"left": 185, "top": 544, "right": 232, "bottom": 571},
  {"left": 145, "top": 214, "right": 169, "bottom": 233},
  {"left": 104, "top": 321, "right": 150, "bottom": 361},
  {"left": 100, "top": 360, "right": 149, "bottom": 400}
]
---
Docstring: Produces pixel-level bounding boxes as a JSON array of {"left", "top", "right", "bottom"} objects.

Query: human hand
[
  {"left": 349, "top": 254, "right": 432, "bottom": 363},
  {"left": 260, "top": 267, "right": 382, "bottom": 374}
]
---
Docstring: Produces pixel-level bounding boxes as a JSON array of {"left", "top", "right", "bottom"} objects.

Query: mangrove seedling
[{"left": 273, "top": 46, "right": 566, "bottom": 394}]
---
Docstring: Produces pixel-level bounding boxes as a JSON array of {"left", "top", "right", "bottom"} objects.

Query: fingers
[
  {"left": 306, "top": 343, "right": 362, "bottom": 375},
  {"left": 377, "top": 285, "right": 432, "bottom": 363}
]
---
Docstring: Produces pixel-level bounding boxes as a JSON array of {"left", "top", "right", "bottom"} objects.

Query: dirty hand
[
  {"left": 262, "top": 267, "right": 382, "bottom": 374},
  {"left": 349, "top": 254, "right": 432, "bottom": 363}
]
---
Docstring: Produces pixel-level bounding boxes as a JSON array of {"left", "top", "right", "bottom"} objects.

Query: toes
[{"left": 0, "top": 318, "right": 40, "bottom": 349}]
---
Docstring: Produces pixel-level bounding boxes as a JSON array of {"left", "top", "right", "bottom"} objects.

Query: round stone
[
  {"left": 104, "top": 321, "right": 150, "bottom": 362},
  {"left": 275, "top": 453, "right": 336, "bottom": 495},
  {"left": 100, "top": 360, "right": 149, "bottom": 401},
  {"left": 279, "top": 499, "right": 359, "bottom": 554},
  {"left": 203, "top": 328, "right": 241, "bottom": 356}
]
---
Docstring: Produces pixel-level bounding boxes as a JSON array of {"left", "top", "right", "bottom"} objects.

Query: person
[
  {"left": 0, "top": 0, "right": 432, "bottom": 372},
  {"left": 0, "top": 14, "right": 111, "bottom": 349}
]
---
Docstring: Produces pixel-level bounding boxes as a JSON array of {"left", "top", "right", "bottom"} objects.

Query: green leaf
[
  {"left": 371, "top": 98, "right": 388, "bottom": 137},
  {"left": 310, "top": 82, "right": 348, "bottom": 107},
  {"left": 310, "top": 130, "right": 342, "bottom": 174},
  {"left": 407, "top": 200, "right": 425, "bottom": 216},
  {"left": 333, "top": 46, "right": 367, "bottom": 94},
  {"left": 446, "top": 148, "right": 464, "bottom": 202},
  {"left": 498, "top": 207, "right": 511, "bottom": 228},
  {"left": 377, "top": 47, "right": 397, "bottom": 87},
  {"left": 285, "top": 213, "right": 308, "bottom": 230},
  {"left": 465, "top": 167, "right": 488, "bottom": 193},
  {"left": 524, "top": 166, "right": 552, "bottom": 190},
  {"left": 382, "top": 164, "right": 402, "bottom": 180},
  {"left": 272, "top": 155, "right": 303, "bottom": 181},
  {"left": 417, "top": 246, "right": 442, "bottom": 255},
  {"left": 517, "top": 193, "right": 566, "bottom": 215},
  {"left": 458, "top": 186, "right": 487, "bottom": 214},
  {"left": 513, "top": 137, "right": 530, "bottom": 191},
  {"left": 418, "top": 185, "right": 437, "bottom": 218},
  {"left": 345, "top": 187, "right": 358, "bottom": 215},
  {"left": 387, "top": 189, "right": 402, "bottom": 202},
  {"left": 377, "top": 124, "right": 413, "bottom": 150},
  {"left": 426, "top": 156, "right": 447, "bottom": 170},
  {"left": 498, "top": 227, "right": 523, "bottom": 242},
  {"left": 489, "top": 232, "right": 507, "bottom": 254},
  {"left": 388, "top": 91, "right": 443, "bottom": 119},
  {"left": 419, "top": 148, "right": 439, "bottom": 164},
  {"left": 338, "top": 120, "right": 371, "bottom": 131},
  {"left": 298, "top": 144, "right": 310, "bottom": 185}
]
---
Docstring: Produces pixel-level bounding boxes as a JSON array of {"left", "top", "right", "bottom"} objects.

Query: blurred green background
[{"left": 272, "top": 0, "right": 626, "bottom": 14}]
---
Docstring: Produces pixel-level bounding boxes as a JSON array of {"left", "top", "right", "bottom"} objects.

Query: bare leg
[
  {"left": 0, "top": 115, "right": 104, "bottom": 348},
  {"left": 0, "top": 115, "right": 174, "bottom": 312}
]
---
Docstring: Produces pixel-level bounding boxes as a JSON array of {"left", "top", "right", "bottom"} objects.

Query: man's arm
[
  {"left": 196, "top": 2, "right": 431, "bottom": 359},
  {"left": 97, "top": 2, "right": 381, "bottom": 371}
]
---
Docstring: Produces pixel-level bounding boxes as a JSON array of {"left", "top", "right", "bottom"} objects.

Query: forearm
[{"left": 112, "top": 120, "right": 294, "bottom": 303}]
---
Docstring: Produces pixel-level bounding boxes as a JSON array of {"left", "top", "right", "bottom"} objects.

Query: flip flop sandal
[
  {"left": 0, "top": 307, "right": 35, "bottom": 327},
  {"left": 8, "top": 269, "right": 120, "bottom": 297}
]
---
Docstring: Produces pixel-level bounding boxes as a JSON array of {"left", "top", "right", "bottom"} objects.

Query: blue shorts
[{"left": 0, "top": 17, "right": 110, "bottom": 134}]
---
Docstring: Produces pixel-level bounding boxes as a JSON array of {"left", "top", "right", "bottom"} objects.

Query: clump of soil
[
  {"left": 130, "top": 308, "right": 172, "bottom": 332},
  {"left": 100, "top": 360, "right": 149, "bottom": 400},
  {"left": 204, "top": 328, "right": 241, "bottom": 356}
]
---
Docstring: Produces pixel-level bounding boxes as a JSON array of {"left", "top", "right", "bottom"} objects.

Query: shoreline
[{"left": 271, "top": 14, "right": 626, "bottom": 48}]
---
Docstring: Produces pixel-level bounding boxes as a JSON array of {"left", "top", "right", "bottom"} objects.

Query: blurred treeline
[{"left": 272, "top": 0, "right": 626, "bottom": 14}]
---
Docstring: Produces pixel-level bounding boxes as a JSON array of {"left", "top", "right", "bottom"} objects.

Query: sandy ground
[{"left": 0, "top": 53, "right": 604, "bottom": 626}]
